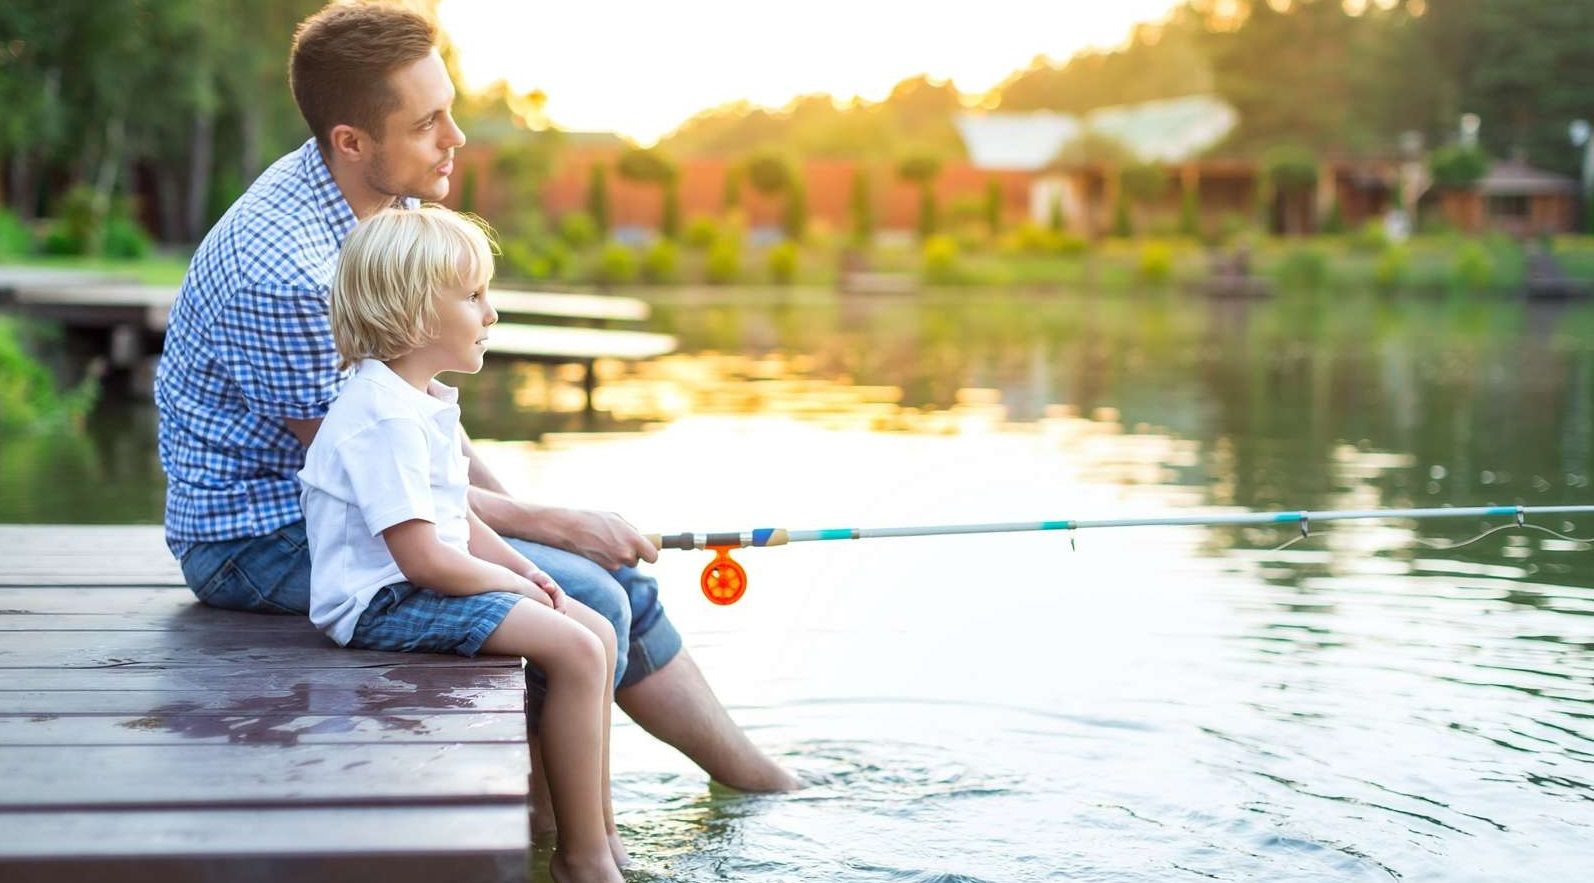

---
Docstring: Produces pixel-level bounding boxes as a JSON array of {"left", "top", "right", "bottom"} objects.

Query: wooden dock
[
  {"left": 0, "top": 267, "right": 675, "bottom": 409},
  {"left": 0, "top": 525, "right": 534, "bottom": 882}
]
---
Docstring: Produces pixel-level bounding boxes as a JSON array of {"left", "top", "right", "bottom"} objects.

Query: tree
[
  {"left": 984, "top": 178, "right": 1003, "bottom": 236},
  {"left": 849, "top": 167, "right": 874, "bottom": 245},
  {"left": 1263, "top": 145, "right": 1319, "bottom": 235},
  {"left": 1120, "top": 162, "right": 1169, "bottom": 232},
  {"left": 616, "top": 147, "right": 678, "bottom": 238},
  {"left": 586, "top": 164, "right": 610, "bottom": 236},
  {"left": 897, "top": 153, "right": 942, "bottom": 240},
  {"left": 1429, "top": 145, "right": 1489, "bottom": 189}
]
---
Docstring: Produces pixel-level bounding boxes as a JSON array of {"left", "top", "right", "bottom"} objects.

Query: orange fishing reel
[{"left": 700, "top": 546, "right": 747, "bottom": 605}]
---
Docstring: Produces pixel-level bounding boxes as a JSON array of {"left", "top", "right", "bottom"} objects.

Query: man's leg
[
  {"left": 178, "top": 523, "right": 312, "bottom": 614},
  {"left": 507, "top": 540, "right": 797, "bottom": 791}
]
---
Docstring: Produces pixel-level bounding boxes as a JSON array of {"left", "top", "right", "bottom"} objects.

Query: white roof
[{"left": 956, "top": 95, "right": 1239, "bottom": 170}]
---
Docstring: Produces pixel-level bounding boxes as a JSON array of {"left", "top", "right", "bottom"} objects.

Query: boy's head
[
  {"left": 330, "top": 205, "right": 497, "bottom": 372},
  {"left": 291, "top": 2, "right": 464, "bottom": 201}
]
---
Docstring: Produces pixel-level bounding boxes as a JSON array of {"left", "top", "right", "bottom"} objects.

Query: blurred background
[{"left": 2, "top": 2, "right": 1592, "bottom": 880}]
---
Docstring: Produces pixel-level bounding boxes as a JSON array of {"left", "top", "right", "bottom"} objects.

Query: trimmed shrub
[
  {"left": 704, "top": 237, "right": 740, "bottom": 284},
  {"left": 683, "top": 216, "right": 719, "bottom": 250},
  {"left": 1137, "top": 240, "right": 1174, "bottom": 285},
  {"left": 559, "top": 212, "right": 599, "bottom": 249},
  {"left": 1451, "top": 242, "right": 1495, "bottom": 291},
  {"left": 641, "top": 239, "right": 679, "bottom": 283},
  {"left": 594, "top": 241, "right": 637, "bottom": 285},
  {"left": 922, "top": 234, "right": 960, "bottom": 284},
  {"left": 767, "top": 241, "right": 799, "bottom": 284}
]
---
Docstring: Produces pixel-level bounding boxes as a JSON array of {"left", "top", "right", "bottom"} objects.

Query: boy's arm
[{"left": 382, "top": 518, "right": 546, "bottom": 600}]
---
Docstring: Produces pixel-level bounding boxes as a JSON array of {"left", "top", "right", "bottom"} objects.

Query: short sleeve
[
  {"left": 335, "top": 418, "right": 437, "bottom": 537},
  {"left": 213, "top": 284, "right": 341, "bottom": 420}
]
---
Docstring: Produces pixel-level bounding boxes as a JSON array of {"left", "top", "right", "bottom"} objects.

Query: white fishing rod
[{"left": 644, "top": 504, "right": 1594, "bottom": 604}]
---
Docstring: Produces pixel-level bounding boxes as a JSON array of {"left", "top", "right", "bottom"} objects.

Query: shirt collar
[
  {"left": 355, "top": 359, "right": 459, "bottom": 416},
  {"left": 299, "top": 138, "right": 358, "bottom": 244}
]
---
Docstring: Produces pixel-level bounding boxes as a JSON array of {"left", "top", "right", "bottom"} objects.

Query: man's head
[
  {"left": 329, "top": 206, "right": 497, "bottom": 373},
  {"left": 291, "top": 2, "right": 465, "bottom": 203}
]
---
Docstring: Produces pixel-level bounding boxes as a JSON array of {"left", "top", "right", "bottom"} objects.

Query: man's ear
[{"left": 326, "top": 124, "right": 370, "bottom": 164}]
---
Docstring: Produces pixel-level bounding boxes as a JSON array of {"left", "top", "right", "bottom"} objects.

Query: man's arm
[
  {"left": 284, "top": 417, "right": 322, "bottom": 447},
  {"left": 459, "top": 431, "right": 658, "bottom": 571}
]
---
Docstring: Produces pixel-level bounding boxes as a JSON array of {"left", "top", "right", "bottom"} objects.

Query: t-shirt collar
[{"left": 355, "top": 359, "right": 459, "bottom": 415}]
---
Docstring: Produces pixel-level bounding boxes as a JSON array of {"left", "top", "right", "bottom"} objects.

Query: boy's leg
[
  {"left": 504, "top": 538, "right": 798, "bottom": 792},
  {"left": 481, "top": 598, "right": 619, "bottom": 880},
  {"left": 563, "top": 601, "right": 628, "bottom": 869},
  {"left": 178, "top": 522, "right": 312, "bottom": 614}
]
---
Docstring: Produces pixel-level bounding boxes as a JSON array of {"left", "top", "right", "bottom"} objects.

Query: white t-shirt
[{"left": 298, "top": 359, "right": 472, "bottom": 645}]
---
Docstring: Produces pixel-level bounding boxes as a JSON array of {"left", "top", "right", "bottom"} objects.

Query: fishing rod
[{"left": 645, "top": 504, "right": 1594, "bottom": 605}]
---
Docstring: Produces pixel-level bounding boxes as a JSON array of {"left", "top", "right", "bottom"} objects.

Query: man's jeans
[{"left": 178, "top": 521, "right": 682, "bottom": 690}]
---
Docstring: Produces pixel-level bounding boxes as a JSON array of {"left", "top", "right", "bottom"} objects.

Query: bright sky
[{"left": 437, "top": 0, "right": 1182, "bottom": 145}]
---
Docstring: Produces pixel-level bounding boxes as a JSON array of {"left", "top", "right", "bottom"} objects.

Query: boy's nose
[{"left": 483, "top": 301, "right": 498, "bottom": 326}]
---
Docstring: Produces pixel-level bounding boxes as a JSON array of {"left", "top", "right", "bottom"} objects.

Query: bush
[
  {"left": 1137, "top": 240, "right": 1174, "bottom": 285},
  {"left": 922, "top": 234, "right": 960, "bottom": 284},
  {"left": 767, "top": 241, "right": 799, "bottom": 284},
  {"left": 0, "top": 209, "right": 31, "bottom": 257},
  {"left": 641, "top": 239, "right": 679, "bottom": 283},
  {"left": 593, "top": 241, "right": 637, "bottom": 285},
  {"left": 501, "top": 241, "right": 552, "bottom": 280},
  {"left": 683, "top": 216, "right": 719, "bottom": 250},
  {"left": 1430, "top": 146, "right": 1489, "bottom": 189},
  {"left": 559, "top": 212, "right": 599, "bottom": 249},
  {"left": 1350, "top": 220, "right": 1389, "bottom": 253},
  {"left": 1277, "top": 246, "right": 1329, "bottom": 289},
  {"left": 1051, "top": 232, "right": 1089, "bottom": 256},
  {"left": 704, "top": 237, "right": 740, "bottom": 284},
  {"left": 0, "top": 317, "right": 96, "bottom": 433},
  {"left": 1451, "top": 242, "right": 1495, "bottom": 291},
  {"left": 1374, "top": 245, "right": 1409, "bottom": 291},
  {"left": 102, "top": 215, "right": 152, "bottom": 259}
]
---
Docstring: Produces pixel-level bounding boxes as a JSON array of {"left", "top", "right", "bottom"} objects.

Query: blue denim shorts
[
  {"left": 178, "top": 521, "right": 683, "bottom": 688},
  {"left": 348, "top": 582, "right": 521, "bottom": 657}
]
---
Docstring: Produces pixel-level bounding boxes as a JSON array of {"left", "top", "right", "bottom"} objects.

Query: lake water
[{"left": 3, "top": 289, "right": 1592, "bottom": 880}]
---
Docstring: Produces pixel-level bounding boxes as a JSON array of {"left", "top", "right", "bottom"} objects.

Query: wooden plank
[
  {"left": 0, "top": 526, "right": 181, "bottom": 586},
  {"left": 0, "top": 711, "right": 524, "bottom": 746},
  {"left": 491, "top": 287, "right": 648, "bottom": 323},
  {"left": 0, "top": 806, "right": 526, "bottom": 883},
  {"left": 488, "top": 322, "right": 676, "bottom": 361},
  {"left": 0, "top": 743, "right": 529, "bottom": 810},
  {"left": 0, "top": 689, "right": 524, "bottom": 715},
  {"left": 0, "top": 630, "right": 520, "bottom": 669},
  {"left": 0, "top": 587, "right": 199, "bottom": 615},
  {"left": 0, "top": 663, "right": 525, "bottom": 693}
]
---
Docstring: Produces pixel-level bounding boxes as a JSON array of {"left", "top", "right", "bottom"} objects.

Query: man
[{"left": 154, "top": 0, "right": 797, "bottom": 802}]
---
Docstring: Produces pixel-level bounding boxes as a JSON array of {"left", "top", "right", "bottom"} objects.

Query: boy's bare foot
[
  {"left": 608, "top": 830, "right": 631, "bottom": 870},
  {"left": 550, "top": 849, "right": 623, "bottom": 883}
]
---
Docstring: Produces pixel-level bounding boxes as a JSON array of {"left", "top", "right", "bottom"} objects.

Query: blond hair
[{"left": 330, "top": 205, "right": 496, "bottom": 370}]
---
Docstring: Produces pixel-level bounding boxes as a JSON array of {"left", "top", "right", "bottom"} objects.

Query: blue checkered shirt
[{"left": 156, "top": 139, "right": 402, "bottom": 559}]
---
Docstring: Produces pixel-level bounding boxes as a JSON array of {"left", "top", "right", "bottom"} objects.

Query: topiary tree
[
  {"left": 849, "top": 167, "right": 874, "bottom": 246},
  {"left": 782, "top": 177, "right": 807, "bottom": 242},
  {"left": 617, "top": 147, "right": 679, "bottom": 238},
  {"left": 722, "top": 165, "right": 742, "bottom": 214},
  {"left": 586, "top": 164, "right": 610, "bottom": 237},
  {"left": 984, "top": 178, "right": 1003, "bottom": 237},
  {"left": 897, "top": 153, "right": 942, "bottom": 240}
]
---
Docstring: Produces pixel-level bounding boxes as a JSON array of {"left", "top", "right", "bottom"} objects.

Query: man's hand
[{"left": 557, "top": 509, "right": 659, "bottom": 571}]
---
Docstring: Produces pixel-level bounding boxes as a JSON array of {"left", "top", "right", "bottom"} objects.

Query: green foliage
[
  {"left": 661, "top": 181, "right": 682, "bottom": 240},
  {"left": 1374, "top": 245, "right": 1410, "bottom": 291},
  {"left": 0, "top": 318, "right": 96, "bottom": 435},
  {"left": 684, "top": 216, "right": 720, "bottom": 250},
  {"left": 704, "top": 236, "right": 741, "bottom": 284},
  {"left": 1048, "top": 196, "right": 1067, "bottom": 233},
  {"left": 1351, "top": 220, "right": 1390, "bottom": 253},
  {"left": 721, "top": 166, "right": 742, "bottom": 211},
  {"left": 102, "top": 215, "right": 152, "bottom": 259},
  {"left": 616, "top": 147, "right": 677, "bottom": 184},
  {"left": 897, "top": 154, "right": 942, "bottom": 184},
  {"left": 746, "top": 153, "right": 794, "bottom": 195},
  {"left": 41, "top": 186, "right": 103, "bottom": 256},
  {"left": 500, "top": 240, "right": 551, "bottom": 280},
  {"left": 1137, "top": 240, "right": 1175, "bottom": 285},
  {"left": 586, "top": 165, "right": 611, "bottom": 236},
  {"left": 849, "top": 168, "right": 874, "bottom": 245},
  {"left": 1321, "top": 197, "right": 1346, "bottom": 234},
  {"left": 1451, "top": 242, "right": 1495, "bottom": 291},
  {"left": 1277, "top": 246, "right": 1329, "bottom": 290},
  {"left": 641, "top": 239, "right": 679, "bottom": 283},
  {"left": 1263, "top": 146, "right": 1319, "bottom": 195},
  {"left": 1429, "top": 146, "right": 1489, "bottom": 189},
  {"left": 767, "top": 241, "right": 799, "bottom": 284},
  {"left": 594, "top": 241, "right": 637, "bottom": 285},
  {"left": 782, "top": 180, "right": 808, "bottom": 242},
  {"left": 458, "top": 166, "right": 479, "bottom": 215},
  {"left": 1111, "top": 197, "right": 1132, "bottom": 238},
  {"left": 922, "top": 234, "right": 960, "bottom": 284},
  {"left": 1179, "top": 187, "right": 1200, "bottom": 237},
  {"left": 917, "top": 188, "right": 939, "bottom": 240},
  {"left": 1120, "top": 163, "right": 1169, "bottom": 205},
  {"left": 984, "top": 178, "right": 1003, "bottom": 236},
  {"left": 559, "top": 212, "right": 600, "bottom": 249},
  {"left": 0, "top": 210, "right": 30, "bottom": 257}
]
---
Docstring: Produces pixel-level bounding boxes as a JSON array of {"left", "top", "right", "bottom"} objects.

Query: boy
[{"left": 299, "top": 206, "right": 625, "bottom": 883}]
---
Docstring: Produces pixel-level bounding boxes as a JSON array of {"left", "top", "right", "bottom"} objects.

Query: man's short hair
[
  {"left": 290, "top": 2, "right": 438, "bottom": 149},
  {"left": 330, "top": 206, "right": 496, "bottom": 371}
]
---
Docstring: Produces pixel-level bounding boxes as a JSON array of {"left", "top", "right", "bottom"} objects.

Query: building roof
[
  {"left": 1477, "top": 159, "right": 1577, "bottom": 196},
  {"left": 955, "top": 94, "right": 1238, "bottom": 171}
]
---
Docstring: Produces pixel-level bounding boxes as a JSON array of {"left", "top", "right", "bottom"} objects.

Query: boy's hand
[{"left": 518, "top": 566, "right": 567, "bottom": 612}]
